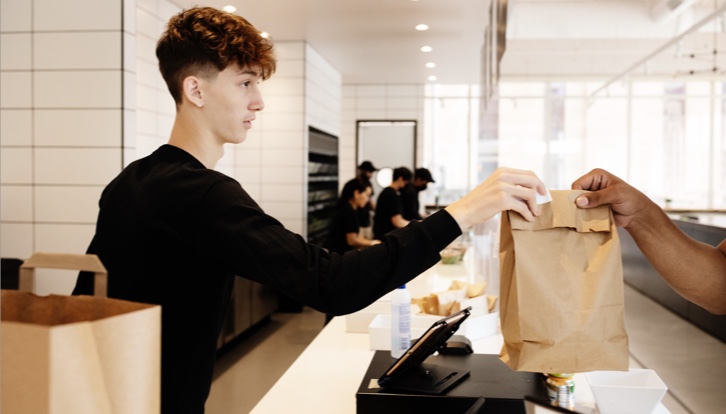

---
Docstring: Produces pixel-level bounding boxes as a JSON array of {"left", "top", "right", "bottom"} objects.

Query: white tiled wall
[
  {"left": 0, "top": 0, "right": 132, "bottom": 295},
  {"left": 339, "top": 84, "right": 426, "bottom": 185},
  {"left": 0, "top": 1, "right": 349, "bottom": 292}
]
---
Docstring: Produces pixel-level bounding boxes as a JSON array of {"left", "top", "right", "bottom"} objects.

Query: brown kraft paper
[
  {"left": 498, "top": 190, "right": 629, "bottom": 373},
  {"left": 1, "top": 252, "right": 161, "bottom": 414}
]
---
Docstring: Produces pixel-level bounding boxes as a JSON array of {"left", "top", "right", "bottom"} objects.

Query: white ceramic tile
[
  {"left": 124, "top": 32, "right": 137, "bottom": 72},
  {"left": 356, "top": 97, "right": 386, "bottom": 110},
  {"left": 261, "top": 78, "right": 304, "bottom": 96},
  {"left": 387, "top": 97, "right": 419, "bottom": 110},
  {"left": 35, "top": 148, "right": 121, "bottom": 185},
  {"left": 34, "top": 71, "right": 122, "bottom": 109},
  {"left": 0, "top": 185, "right": 32, "bottom": 221},
  {"left": 386, "top": 110, "right": 421, "bottom": 120},
  {"left": 260, "top": 200, "right": 304, "bottom": 223},
  {"left": 35, "top": 109, "right": 121, "bottom": 147},
  {"left": 157, "top": 112, "right": 174, "bottom": 136},
  {"left": 263, "top": 95, "right": 304, "bottom": 113},
  {"left": 136, "top": 108, "right": 157, "bottom": 136},
  {"left": 136, "top": 82, "right": 159, "bottom": 111},
  {"left": 136, "top": 56, "right": 160, "bottom": 87},
  {"left": 124, "top": 71, "right": 137, "bottom": 109},
  {"left": 261, "top": 114, "right": 305, "bottom": 131},
  {"left": 261, "top": 148, "right": 304, "bottom": 167},
  {"left": 135, "top": 0, "right": 158, "bottom": 15},
  {"left": 356, "top": 85, "right": 387, "bottom": 97},
  {"left": 34, "top": 0, "right": 121, "bottom": 31},
  {"left": 0, "top": 147, "right": 32, "bottom": 184},
  {"left": 261, "top": 165, "right": 304, "bottom": 185},
  {"left": 123, "top": 147, "right": 136, "bottom": 168},
  {"left": 234, "top": 165, "right": 261, "bottom": 187},
  {"left": 123, "top": 109, "right": 137, "bottom": 148},
  {"left": 158, "top": 93, "right": 176, "bottom": 116},
  {"left": 387, "top": 85, "right": 424, "bottom": 97},
  {"left": 261, "top": 184, "right": 303, "bottom": 202},
  {"left": 0, "top": 109, "right": 32, "bottom": 146},
  {"left": 34, "top": 185, "right": 103, "bottom": 223},
  {"left": 136, "top": 32, "right": 158, "bottom": 64},
  {"left": 34, "top": 32, "right": 121, "bottom": 70},
  {"left": 355, "top": 109, "right": 387, "bottom": 119},
  {"left": 261, "top": 131, "right": 304, "bottom": 149},
  {"left": 273, "top": 59, "right": 305, "bottom": 78},
  {"left": 0, "top": 223, "right": 34, "bottom": 259},
  {"left": 0, "top": 71, "right": 31, "bottom": 108},
  {"left": 241, "top": 182, "right": 261, "bottom": 201},
  {"left": 158, "top": 0, "right": 181, "bottom": 22},
  {"left": 33, "top": 268, "right": 80, "bottom": 296},
  {"left": 136, "top": 135, "right": 165, "bottom": 159},
  {"left": 123, "top": 0, "right": 136, "bottom": 34},
  {"left": 0, "top": 0, "right": 31, "bottom": 32},
  {"left": 136, "top": 6, "right": 161, "bottom": 39},
  {"left": 215, "top": 162, "right": 234, "bottom": 178},
  {"left": 35, "top": 223, "right": 95, "bottom": 255},
  {"left": 1, "top": 34, "right": 31, "bottom": 70},
  {"left": 274, "top": 42, "right": 305, "bottom": 60},
  {"left": 281, "top": 218, "right": 304, "bottom": 235},
  {"left": 235, "top": 147, "right": 262, "bottom": 166}
]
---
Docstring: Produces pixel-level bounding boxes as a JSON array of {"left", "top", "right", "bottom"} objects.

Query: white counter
[{"left": 251, "top": 254, "right": 669, "bottom": 414}]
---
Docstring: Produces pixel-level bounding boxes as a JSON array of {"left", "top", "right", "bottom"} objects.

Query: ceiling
[{"left": 178, "top": 0, "right": 726, "bottom": 85}]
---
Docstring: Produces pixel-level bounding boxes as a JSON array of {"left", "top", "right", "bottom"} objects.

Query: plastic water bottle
[{"left": 390, "top": 285, "right": 411, "bottom": 358}]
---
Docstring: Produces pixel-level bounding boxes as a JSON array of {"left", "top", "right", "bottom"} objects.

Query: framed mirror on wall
[{"left": 356, "top": 120, "right": 417, "bottom": 196}]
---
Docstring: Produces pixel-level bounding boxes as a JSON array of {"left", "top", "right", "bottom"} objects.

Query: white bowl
[{"left": 586, "top": 369, "right": 667, "bottom": 414}]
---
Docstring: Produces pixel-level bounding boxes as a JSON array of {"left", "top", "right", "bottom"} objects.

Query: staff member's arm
[{"left": 572, "top": 168, "right": 726, "bottom": 315}]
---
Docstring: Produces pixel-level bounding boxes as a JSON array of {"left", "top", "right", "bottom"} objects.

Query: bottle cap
[{"left": 398, "top": 285, "right": 406, "bottom": 289}]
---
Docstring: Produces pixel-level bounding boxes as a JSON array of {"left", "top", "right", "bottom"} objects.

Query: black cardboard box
[{"left": 356, "top": 352, "right": 548, "bottom": 414}]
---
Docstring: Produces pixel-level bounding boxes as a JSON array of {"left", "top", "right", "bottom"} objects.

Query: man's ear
[{"left": 182, "top": 76, "right": 204, "bottom": 108}]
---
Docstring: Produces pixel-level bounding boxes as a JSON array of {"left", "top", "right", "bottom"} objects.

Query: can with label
[{"left": 544, "top": 373, "right": 575, "bottom": 407}]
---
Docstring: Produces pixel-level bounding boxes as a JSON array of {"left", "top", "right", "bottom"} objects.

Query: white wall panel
[
  {"left": 0, "top": 223, "right": 34, "bottom": 259},
  {"left": 34, "top": 0, "right": 122, "bottom": 31},
  {"left": 0, "top": 34, "right": 31, "bottom": 70},
  {"left": 0, "top": 186, "right": 33, "bottom": 222},
  {"left": 34, "top": 32, "right": 122, "bottom": 70},
  {"left": 0, "top": 0, "right": 31, "bottom": 32},
  {"left": 35, "top": 148, "right": 121, "bottom": 185},
  {"left": 34, "top": 186, "right": 102, "bottom": 223},
  {"left": 0, "top": 72, "right": 32, "bottom": 108},
  {"left": 34, "top": 71, "right": 122, "bottom": 109},
  {"left": 0, "top": 148, "right": 32, "bottom": 184},
  {"left": 35, "top": 109, "right": 122, "bottom": 147},
  {"left": 35, "top": 223, "right": 95, "bottom": 256},
  {"left": 0, "top": 109, "right": 32, "bottom": 146}
]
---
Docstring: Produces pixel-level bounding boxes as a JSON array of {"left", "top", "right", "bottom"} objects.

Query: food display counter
[{"left": 250, "top": 250, "right": 670, "bottom": 413}]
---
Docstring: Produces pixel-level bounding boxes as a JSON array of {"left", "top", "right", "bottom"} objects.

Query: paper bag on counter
[
  {"left": 498, "top": 190, "right": 629, "bottom": 373},
  {"left": 1, "top": 253, "right": 161, "bottom": 414}
]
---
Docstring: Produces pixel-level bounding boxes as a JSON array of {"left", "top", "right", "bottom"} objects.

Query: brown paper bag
[
  {"left": 1, "top": 253, "right": 161, "bottom": 414},
  {"left": 498, "top": 190, "right": 629, "bottom": 373}
]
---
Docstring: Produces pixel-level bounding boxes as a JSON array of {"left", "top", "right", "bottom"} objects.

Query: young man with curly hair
[{"left": 73, "top": 7, "right": 546, "bottom": 413}]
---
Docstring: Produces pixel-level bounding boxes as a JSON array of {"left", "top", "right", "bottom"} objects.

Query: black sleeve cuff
[{"left": 420, "top": 209, "right": 462, "bottom": 251}]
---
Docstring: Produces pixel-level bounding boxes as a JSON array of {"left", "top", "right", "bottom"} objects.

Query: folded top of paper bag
[{"left": 510, "top": 189, "right": 612, "bottom": 233}]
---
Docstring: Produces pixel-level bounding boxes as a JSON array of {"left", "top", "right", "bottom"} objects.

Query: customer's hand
[
  {"left": 571, "top": 168, "right": 657, "bottom": 228},
  {"left": 445, "top": 167, "right": 546, "bottom": 231}
]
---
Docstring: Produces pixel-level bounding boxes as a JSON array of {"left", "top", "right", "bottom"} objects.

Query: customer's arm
[{"left": 572, "top": 168, "right": 726, "bottom": 315}]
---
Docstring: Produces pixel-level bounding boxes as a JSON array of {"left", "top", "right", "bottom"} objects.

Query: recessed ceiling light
[
  {"left": 420, "top": 46, "right": 433, "bottom": 52},
  {"left": 428, "top": 75, "right": 437, "bottom": 81},
  {"left": 260, "top": 31, "right": 270, "bottom": 39},
  {"left": 415, "top": 24, "right": 429, "bottom": 31},
  {"left": 426, "top": 62, "right": 436, "bottom": 68},
  {"left": 222, "top": 5, "right": 237, "bottom": 13}
]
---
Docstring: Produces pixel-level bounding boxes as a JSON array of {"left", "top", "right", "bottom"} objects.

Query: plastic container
[{"left": 390, "top": 285, "right": 411, "bottom": 358}]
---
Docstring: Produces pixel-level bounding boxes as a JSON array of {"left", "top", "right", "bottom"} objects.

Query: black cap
[
  {"left": 358, "top": 161, "right": 377, "bottom": 172},
  {"left": 414, "top": 168, "right": 435, "bottom": 183}
]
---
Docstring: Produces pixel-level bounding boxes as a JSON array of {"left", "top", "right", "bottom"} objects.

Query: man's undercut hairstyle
[{"left": 156, "top": 6, "right": 277, "bottom": 105}]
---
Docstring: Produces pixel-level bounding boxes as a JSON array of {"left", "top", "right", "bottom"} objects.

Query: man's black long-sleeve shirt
[{"left": 73, "top": 145, "right": 461, "bottom": 414}]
